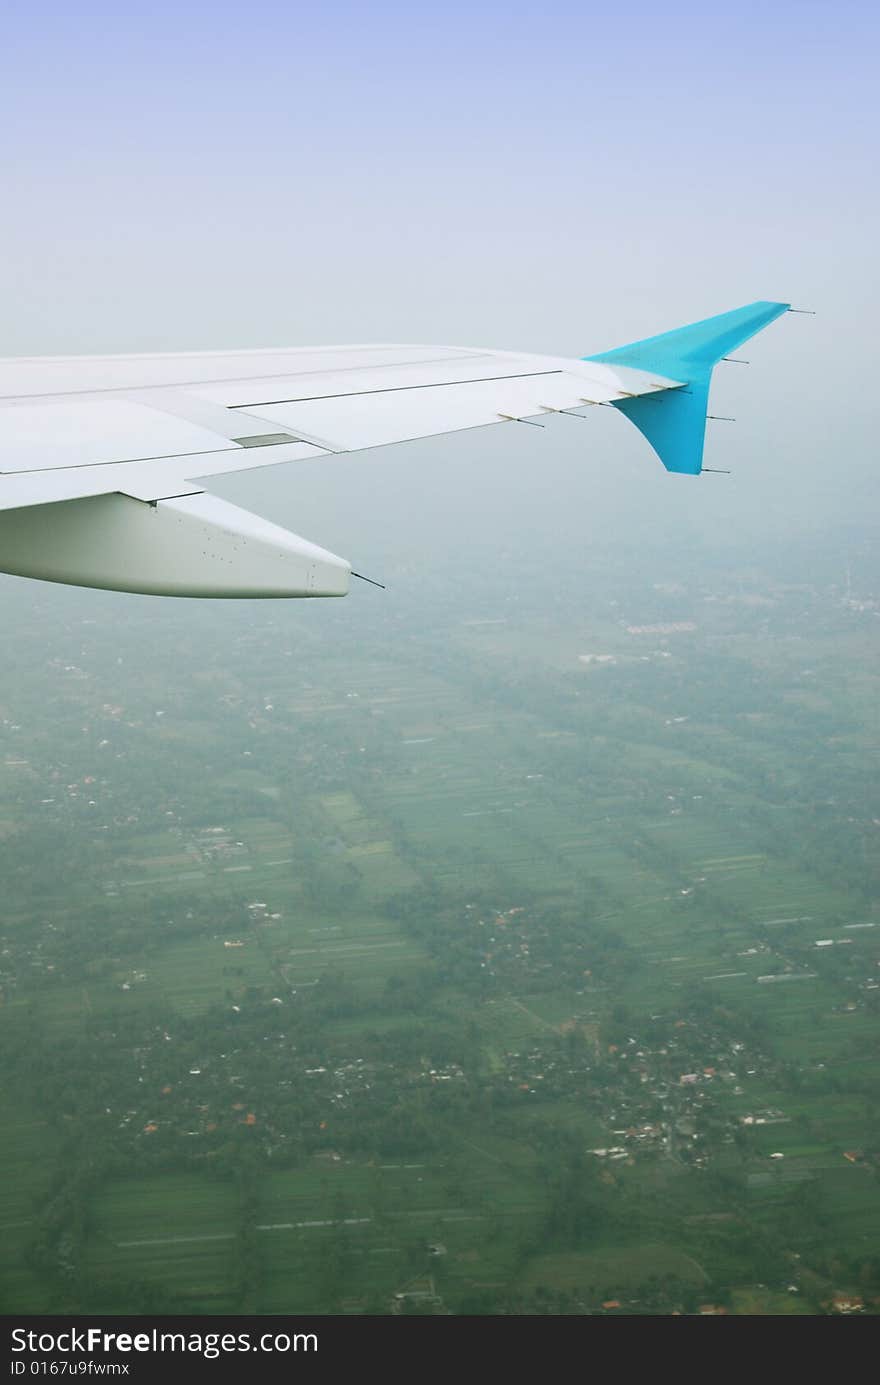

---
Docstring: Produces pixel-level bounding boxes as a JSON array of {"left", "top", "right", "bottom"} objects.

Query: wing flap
[
  {"left": 0, "top": 440, "right": 329, "bottom": 513},
  {"left": 229, "top": 365, "right": 668, "bottom": 454}
]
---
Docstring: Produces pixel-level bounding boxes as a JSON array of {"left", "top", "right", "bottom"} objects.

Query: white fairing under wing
[
  {"left": 0, "top": 492, "right": 350, "bottom": 598},
  {"left": 0, "top": 305, "right": 789, "bottom": 598}
]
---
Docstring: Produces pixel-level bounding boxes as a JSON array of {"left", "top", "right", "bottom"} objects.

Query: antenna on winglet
[{"left": 351, "top": 571, "right": 386, "bottom": 590}]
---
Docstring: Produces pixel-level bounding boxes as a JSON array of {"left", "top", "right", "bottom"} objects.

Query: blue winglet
[{"left": 584, "top": 300, "right": 790, "bottom": 475}]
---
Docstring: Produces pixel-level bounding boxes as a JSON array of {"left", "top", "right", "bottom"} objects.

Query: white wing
[
  {"left": 0, "top": 302, "right": 790, "bottom": 598},
  {"left": 0, "top": 342, "right": 674, "bottom": 598}
]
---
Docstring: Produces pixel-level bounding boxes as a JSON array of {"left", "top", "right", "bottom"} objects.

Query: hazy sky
[{"left": 1, "top": 1, "right": 878, "bottom": 575}]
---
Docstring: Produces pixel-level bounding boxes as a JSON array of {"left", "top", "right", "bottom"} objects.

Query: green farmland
[{"left": 1, "top": 539, "right": 878, "bottom": 1315}]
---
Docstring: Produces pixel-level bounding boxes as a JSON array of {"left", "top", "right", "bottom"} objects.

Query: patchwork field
[{"left": 0, "top": 554, "right": 878, "bottom": 1314}]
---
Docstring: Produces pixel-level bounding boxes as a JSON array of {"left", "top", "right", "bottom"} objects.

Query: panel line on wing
[
  {"left": 0, "top": 444, "right": 238, "bottom": 477},
  {"left": 229, "top": 368, "right": 564, "bottom": 410},
  {"left": 0, "top": 435, "right": 327, "bottom": 478},
  {"left": 0, "top": 347, "right": 487, "bottom": 402}
]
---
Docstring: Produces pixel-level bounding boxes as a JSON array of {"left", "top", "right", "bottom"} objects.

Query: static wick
[
  {"left": 722, "top": 357, "right": 750, "bottom": 364},
  {"left": 707, "top": 415, "right": 736, "bottom": 422},
  {"left": 498, "top": 414, "right": 544, "bottom": 428},
  {"left": 701, "top": 468, "right": 731, "bottom": 474},
  {"left": 351, "top": 571, "right": 386, "bottom": 590},
  {"left": 787, "top": 307, "right": 816, "bottom": 314}
]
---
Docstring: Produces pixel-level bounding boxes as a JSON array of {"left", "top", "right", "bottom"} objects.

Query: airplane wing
[{"left": 0, "top": 301, "right": 789, "bottom": 598}]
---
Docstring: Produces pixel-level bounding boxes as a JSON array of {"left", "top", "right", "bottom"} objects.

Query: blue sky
[{"left": 1, "top": 1, "right": 877, "bottom": 551}]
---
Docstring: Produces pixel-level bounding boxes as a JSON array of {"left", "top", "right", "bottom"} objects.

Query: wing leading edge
[{"left": 0, "top": 302, "right": 789, "bottom": 598}]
